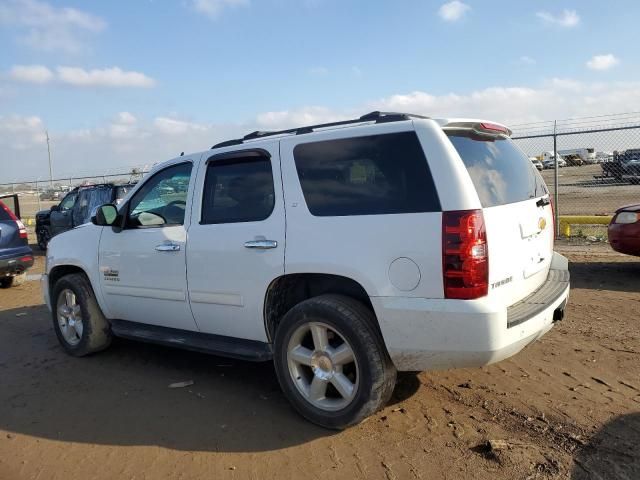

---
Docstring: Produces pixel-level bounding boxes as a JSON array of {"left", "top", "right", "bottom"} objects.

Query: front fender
[{"left": 46, "top": 224, "right": 111, "bottom": 318}]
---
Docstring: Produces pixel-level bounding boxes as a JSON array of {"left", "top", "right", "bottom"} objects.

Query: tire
[
  {"left": 51, "top": 273, "right": 112, "bottom": 357},
  {"left": 36, "top": 226, "right": 51, "bottom": 251},
  {"left": 0, "top": 273, "right": 26, "bottom": 288},
  {"left": 273, "top": 294, "right": 396, "bottom": 430}
]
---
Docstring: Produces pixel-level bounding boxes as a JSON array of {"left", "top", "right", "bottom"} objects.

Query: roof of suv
[{"left": 207, "top": 111, "right": 512, "bottom": 152}]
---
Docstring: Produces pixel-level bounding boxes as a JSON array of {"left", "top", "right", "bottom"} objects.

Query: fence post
[
  {"left": 553, "top": 120, "right": 559, "bottom": 238},
  {"left": 36, "top": 180, "right": 41, "bottom": 212}
]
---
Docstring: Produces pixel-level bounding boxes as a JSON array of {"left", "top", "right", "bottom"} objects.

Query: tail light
[
  {"left": 1, "top": 202, "right": 28, "bottom": 239},
  {"left": 549, "top": 197, "right": 556, "bottom": 249},
  {"left": 442, "top": 210, "right": 488, "bottom": 299},
  {"left": 16, "top": 220, "right": 28, "bottom": 239}
]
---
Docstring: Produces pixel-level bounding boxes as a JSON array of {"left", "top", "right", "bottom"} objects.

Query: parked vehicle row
[
  {"left": 36, "top": 183, "right": 136, "bottom": 250},
  {"left": 42, "top": 112, "right": 570, "bottom": 429},
  {"left": 601, "top": 149, "right": 640, "bottom": 181}
]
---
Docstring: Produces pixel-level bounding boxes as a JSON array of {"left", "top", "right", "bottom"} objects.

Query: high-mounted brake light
[
  {"left": 1, "top": 201, "right": 28, "bottom": 239},
  {"left": 442, "top": 210, "right": 489, "bottom": 300},
  {"left": 479, "top": 122, "right": 508, "bottom": 134}
]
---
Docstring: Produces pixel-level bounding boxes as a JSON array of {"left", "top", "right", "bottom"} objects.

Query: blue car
[{"left": 0, "top": 195, "right": 34, "bottom": 288}]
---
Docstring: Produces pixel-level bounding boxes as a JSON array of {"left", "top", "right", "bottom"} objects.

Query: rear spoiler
[{"left": 442, "top": 121, "right": 512, "bottom": 137}]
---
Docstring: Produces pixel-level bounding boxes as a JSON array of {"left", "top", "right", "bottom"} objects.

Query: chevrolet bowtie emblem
[{"left": 539, "top": 217, "right": 547, "bottom": 230}]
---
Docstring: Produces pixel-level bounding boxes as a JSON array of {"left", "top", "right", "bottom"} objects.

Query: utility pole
[{"left": 46, "top": 130, "right": 53, "bottom": 188}]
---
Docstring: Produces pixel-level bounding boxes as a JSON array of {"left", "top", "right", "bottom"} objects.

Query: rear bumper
[
  {"left": 0, "top": 248, "right": 34, "bottom": 277},
  {"left": 373, "top": 252, "right": 570, "bottom": 371}
]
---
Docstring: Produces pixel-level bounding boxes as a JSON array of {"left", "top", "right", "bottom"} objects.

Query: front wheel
[
  {"left": 273, "top": 294, "right": 396, "bottom": 430},
  {"left": 51, "top": 273, "right": 112, "bottom": 356}
]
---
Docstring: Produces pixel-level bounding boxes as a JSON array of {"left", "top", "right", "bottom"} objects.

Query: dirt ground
[{"left": 0, "top": 244, "right": 638, "bottom": 480}]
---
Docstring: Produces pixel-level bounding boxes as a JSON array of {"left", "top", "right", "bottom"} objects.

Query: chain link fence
[
  {"left": 512, "top": 115, "right": 640, "bottom": 240},
  {"left": 0, "top": 169, "right": 148, "bottom": 223}
]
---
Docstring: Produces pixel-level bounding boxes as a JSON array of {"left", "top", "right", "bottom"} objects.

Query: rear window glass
[
  {"left": 293, "top": 132, "right": 441, "bottom": 217},
  {"left": 447, "top": 131, "right": 548, "bottom": 208},
  {"left": 0, "top": 201, "right": 12, "bottom": 221}
]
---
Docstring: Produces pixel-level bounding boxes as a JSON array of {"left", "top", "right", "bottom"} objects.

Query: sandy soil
[{"left": 0, "top": 246, "right": 638, "bottom": 480}]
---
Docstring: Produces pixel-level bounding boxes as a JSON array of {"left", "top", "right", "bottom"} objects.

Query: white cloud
[
  {"left": 0, "top": 0, "right": 106, "bottom": 54},
  {"left": 4, "top": 79, "right": 640, "bottom": 182},
  {"left": 536, "top": 9, "right": 580, "bottom": 28},
  {"left": 9, "top": 64, "right": 53, "bottom": 84},
  {"left": 7, "top": 65, "right": 156, "bottom": 88},
  {"left": 0, "top": 114, "right": 46, "bottom": 151},
  {"left": 256, "top": 107, "right": 340, "bottom": 130},
  {"left": 56, "top": 67, "right": 156, "bottom": 88},
  {"left": 191, "top": 0, "right": 249, "bottom": 19},
  {"left": 153, "top": 117, "right": 208, "bottom": 135},
  {"left": 308, "top": 66, "right": 329, "bottom": 76},
  {"left": 438, "top": 1, "right": 470, "bottom": 22},
  {"left": 117, "top": 112, "right": 137, "bottom": 125},
  {"left": 518, "top": 56, "right": 536, "bottom": 66},
  {"left": 586, "top": 54, "right": 620, "bottom": 71}
]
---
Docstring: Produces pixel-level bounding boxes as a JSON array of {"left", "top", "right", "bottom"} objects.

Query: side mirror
[
  {"left": 91, "top": 204, "right": 118, "bottom": 226},
  {"left": 50, "top": 204, "right": 60, "bottom": 212}
]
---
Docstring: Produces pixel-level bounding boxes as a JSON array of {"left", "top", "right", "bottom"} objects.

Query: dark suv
[
  {"left": 36, "top": 183, "right": 135, "bottom": 250},
  {"left": 0, "top": 195, "right": 34, "bottom": 288}
]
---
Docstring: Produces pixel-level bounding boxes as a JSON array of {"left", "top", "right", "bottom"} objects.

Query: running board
[{"left": 110, "top": 319, "right": 273, "bottom": 362}]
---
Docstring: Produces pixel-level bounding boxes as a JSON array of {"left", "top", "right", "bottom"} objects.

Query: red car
[{"left": 608, "top": 204, "right": 640, "bottom": 256}]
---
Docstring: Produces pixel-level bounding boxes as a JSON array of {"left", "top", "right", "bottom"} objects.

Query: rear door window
[
  {"left": 293, "top": 132, "right": 440, "bottom": 216},
  {"left": 446, "top": 131, "right": 548, "bottom": 207},
  {"left": 0, "top": 201, "right": 12, "bottom": 221}
]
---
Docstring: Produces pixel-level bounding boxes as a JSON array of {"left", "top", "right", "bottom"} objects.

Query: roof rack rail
[{"left": 211, "top": 111, "right": 428, "bottom": 149}]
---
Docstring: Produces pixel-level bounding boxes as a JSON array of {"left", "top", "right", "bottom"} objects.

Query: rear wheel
[
  {"left": 273, "top": 294, "right": 396, "bottom": 429},
  {"left": 51, "top": 273, "right": 112, "bottom": 356}
]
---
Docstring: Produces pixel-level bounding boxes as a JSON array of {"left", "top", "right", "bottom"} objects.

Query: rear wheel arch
[{"left": 263, "top": 273, "right": 381, "bottom": 342}]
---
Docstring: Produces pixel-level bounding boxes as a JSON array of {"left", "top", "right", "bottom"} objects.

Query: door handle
[
  {"left": 155, "top": 243, "right": 180, "bottom": 252},
  {"left": 244, "top": 240, "right": 277, "bottom": 249}
]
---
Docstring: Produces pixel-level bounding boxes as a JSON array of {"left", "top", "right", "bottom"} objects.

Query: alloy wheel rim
[
  {"left": 57, "top": 289, "right": 83, "bottom": 346},
  {"left": 286, "top": 321, "right": 359, "bottom": 411}
]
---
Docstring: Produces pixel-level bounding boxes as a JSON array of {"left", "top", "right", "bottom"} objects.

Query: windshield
[{"left": 447, "top": 131, "right": 548, "bottom": 208}]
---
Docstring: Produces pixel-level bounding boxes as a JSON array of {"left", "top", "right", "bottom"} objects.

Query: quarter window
[
  {"left": 201, "top": 156, "right": 275, "bottom": 224},
  {"left": 127, "top": 163, "right": 192, "bottom": 227},
  {"left": 293, "top": 132, "right": 440, "bottom": 216}
]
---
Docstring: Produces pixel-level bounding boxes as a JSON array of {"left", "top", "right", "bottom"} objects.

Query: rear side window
[
  {"left": 293, "top": 132, "right": 441, "bottom": 216},
  {"left": 447, "top": 131, "right": 548, "bottom": 208},
  {"left": 201, "top": 157, "right": 275, "bottom": 224}
]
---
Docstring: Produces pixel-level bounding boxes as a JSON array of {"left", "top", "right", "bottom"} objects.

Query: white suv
[{"left": 42, "top": 111, "right": 570, "bottom": 429}]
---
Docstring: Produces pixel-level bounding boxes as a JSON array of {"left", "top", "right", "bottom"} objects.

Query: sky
[{"left": 1, "top": 0, "right": 639, "bottom": 183}]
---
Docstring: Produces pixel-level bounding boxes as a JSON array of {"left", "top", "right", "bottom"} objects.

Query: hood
[{"left": 36, "top": 209, "right": 51, "bottom": 217}]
